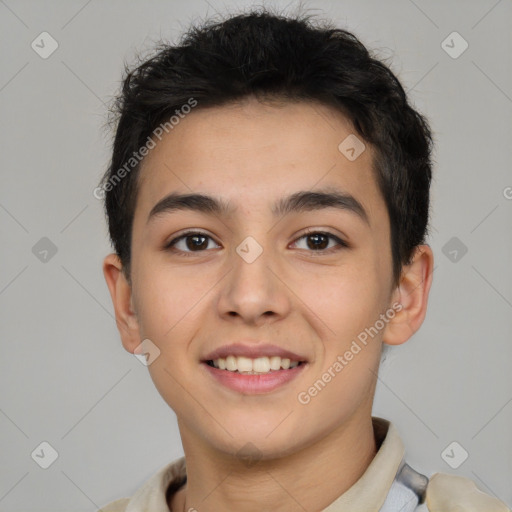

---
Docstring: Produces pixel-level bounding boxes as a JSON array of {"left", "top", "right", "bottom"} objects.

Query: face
[{"left": 120, "top": 99, "right": 399, "bottom": 458}]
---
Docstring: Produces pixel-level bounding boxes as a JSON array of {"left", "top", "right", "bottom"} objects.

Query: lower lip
[{"left": 202, "top": 362, "right": 307, "bottom": 394}]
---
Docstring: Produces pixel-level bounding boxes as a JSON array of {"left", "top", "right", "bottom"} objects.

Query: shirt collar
[
  {"left": 125, "top": 416, "right": 405, "bottom": 512},
  {"left": 320, "top": 417, "right": 405, "bottom": 511}
]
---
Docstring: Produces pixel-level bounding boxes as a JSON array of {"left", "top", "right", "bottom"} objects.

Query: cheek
[
  {"left": 133, "top": 265, "right": 206, "bottom": 413},
  {"left": 300, "top": 260, "right": 387, "bottom": 341},
  {"left": 294, "top": 272, "right": 384, "bottom": 420},
  {"left": 296, "top": 261, "right": 387, "bottom": 413},
  {"left": 133, "top": 258, "right": 207, "bottom": 342}
]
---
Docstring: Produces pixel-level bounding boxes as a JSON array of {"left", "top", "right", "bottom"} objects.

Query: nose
[{"left": 216, "top": 237, "right": 291, "bottom": 326}]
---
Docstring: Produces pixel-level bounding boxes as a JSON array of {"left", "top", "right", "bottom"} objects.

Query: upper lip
[{"left": 202, "top": 343, "right": 307, "bottom": 362}]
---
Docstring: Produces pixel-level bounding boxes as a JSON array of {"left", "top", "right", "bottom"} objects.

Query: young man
[{"left": 99, "top": 7, "right": 509, "bottom": 512}]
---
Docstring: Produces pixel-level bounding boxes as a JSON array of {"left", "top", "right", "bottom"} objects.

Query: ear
[
  {"left": 383, "top": 244, "right": 434, "bottom": 346},
  {"left": 102, "top": 253, "right": 141, "bottom": 353}
]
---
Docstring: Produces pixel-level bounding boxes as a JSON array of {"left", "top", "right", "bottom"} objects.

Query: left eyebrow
[
  {"left": 147, "top": 186, "right": 370, "bottom": 226},
  {"left": 272, "top": 186, "right": 370, "bottom": 226}
]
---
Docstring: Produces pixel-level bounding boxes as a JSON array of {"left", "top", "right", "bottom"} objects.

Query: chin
[{"left": 200, "top": 416, "right": 314, "bottom": 461}]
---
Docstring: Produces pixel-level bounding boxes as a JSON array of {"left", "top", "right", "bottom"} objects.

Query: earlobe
[
  {"left": 102, "top": 253, "right": 141, "bottom": 353},
  {"left": 383, "top": 244, "right": 434, "bottom": 346}
]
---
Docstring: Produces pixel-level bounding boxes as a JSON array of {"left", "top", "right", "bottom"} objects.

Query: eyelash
[{"left": 164, "top": 228, "right": 349, "bottom": 257}]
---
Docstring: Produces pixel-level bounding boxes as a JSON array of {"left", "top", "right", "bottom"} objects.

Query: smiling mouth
[{"left": 205, "top": 355, "right": 306, "bottom": 374}]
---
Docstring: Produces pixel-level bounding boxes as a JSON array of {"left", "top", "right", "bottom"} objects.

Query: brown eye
[
  {"left": 165, "top": 231, "right": 220, "bottom": 254},
  {"left": 183, "top": 234, "right": 209, "bottom": 251},
  {"left": 305, "top": 233, "right": 330, "bottom": 250},
  {"left": 292, "top": 231, "right": 348, "bottom": 252}
]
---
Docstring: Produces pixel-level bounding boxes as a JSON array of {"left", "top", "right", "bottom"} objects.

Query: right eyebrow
[{"left": 147, "top": 192, "right": 235, "bottom": 224}]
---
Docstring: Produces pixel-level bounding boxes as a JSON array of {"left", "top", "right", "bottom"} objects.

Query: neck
[{"left": 170, "top": 413, "right": 378, "bottom": 512}]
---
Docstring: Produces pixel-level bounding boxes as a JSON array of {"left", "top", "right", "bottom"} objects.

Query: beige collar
[
  {"left": 321, "top": 417, "right": 405, "bottom": 511},
  {"left": 125, "top": 417, "right": 405, "bottom": 512}
]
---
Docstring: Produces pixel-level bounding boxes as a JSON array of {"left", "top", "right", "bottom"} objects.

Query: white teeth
[
  {"left": 269, "top": 356, "right": 281, "bottom": 370},
  {"left": 237, "top": 356, "right": 253, "bottom": 372},
  {"left": 226, "top": 355, "right": 237, "bottom": 371},
  {"left": 210, "top": 355, "right": 302, "bottom": 373},
  {"left": 253, "top": 357, "right": 270, "bottom": 373}
]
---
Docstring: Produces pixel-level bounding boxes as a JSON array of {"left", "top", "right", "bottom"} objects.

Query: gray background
[{"left": 0, "top": 0, "right": 511, "bottom": 510}]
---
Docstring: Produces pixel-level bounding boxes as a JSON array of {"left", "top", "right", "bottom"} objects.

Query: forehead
[{"left": 134, "top": 98, "right": 384, "bottom": 223}]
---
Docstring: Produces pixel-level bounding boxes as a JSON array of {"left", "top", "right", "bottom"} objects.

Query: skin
[{"left": 103, "top": 97, "right": 434, "bottom": 512}]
